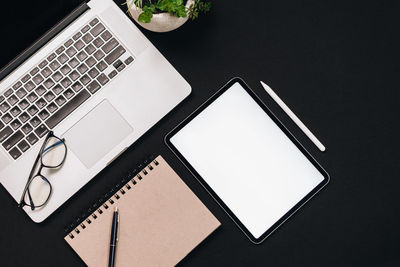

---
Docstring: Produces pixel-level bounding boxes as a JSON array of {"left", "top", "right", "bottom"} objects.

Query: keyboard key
[
  {"left": 60, "top": 65, "right": 72, "bottom": 75},
  {"left": 16, "top": 88, "right": 27, "bottom": 99},
  {"left": 2, "top": 113, "right": 12, "bottom": 124},
  {"left": 0, "top": 126, "right": 13, "bottom": 142},
  {"left": 68, "top": 58, "right": 80, "bottom": 68},
  {"left": 101, "top": 30, "right": 112, "bottom": 41},
  {"left": 21, "top": 74, "right": 31, "bottom": 83},
  {"left": 30, "top": 116, "right": 41, "bottom": 127},
  {"left": 4, "top": 89, "right": 13, "bottom": 97},
  {"left": 90, "top": 23, "right": 105, "bottom": 36},
  {"left": 108, "top": 70, "right": 117, "bottom": 79},
  {"left": 38, "top": 109, "right": 50, "bottom": 120},
  {"left": 7, "top": 95, "right": 19, "bottom": 106},
  {"left": 21, "top": 123, "right": 33, "bottom": 134},
  {"left": 26, "top": 133, "right": 39, "bottom": 145},
  {"left": 97, "top": 74, "right": 109, "bottom": 86},
  {"left": 66, "top": 47, "right": 77, "bottom": 57},
  {"left": 0, "top": 102, "right": 11, "bottom": 112},
  {"left": 44, "top": 91, "right": 55, "bottom": 102},
  {"left": 9, "top": 147, "right": 22, "bottom": 160},
  {"left": 73, "top": 32, "right": 82, "bottom": 41},
  {"left": 55, "top": 96, "right": 66, "bottom": 106},
  {"left": 93, "top": 50, "right": 105, "bottom": 60},
  {"left": 88, "top": 68, "right": 99, "bottom": 79},
  {"left": 33, "top": 73, "right": 44, "bottom": 85},
  {"left": 82, "top": 33, "right": 93, "bottom": 44},
  {"left": 90, "top": 18, "right": 99, "bottom": 26},
  {"left": 47, "top": 53, "right": 56, "bottom": 62},
  {"left": 27, "top": 92, "right": 38, "bottom": 103},
  {"left": 2, "top": 130, "right": 23, "bottom": 150},
  {"left": 47, "top": 102, "right": 58, "bottom": 113},
  {"left": 102, "top": 38, "right": 119, "bottom": 54},
  {"left": 58, "top": 53, "right": 69, "bottom": 64},
  {"left": 86, "top": 57, "right": 97, "bottom": 68},
  {"left": 52, "top": 84, "right": 64, "bottom": 95},
  {"left": 80, "top": 75, "right": 91, "bottom": 85},
  {"left": 117, "top": 63, "right": 125, "bottom": 72},
  {"left": 35, "top": 98, "right": 47, "bottom": 109},
  {"left": 10, "top": 119, "right": 22, "bottom": 130},
  {"left": 39, "top": 60, "right": 48, "bottom": 69},
  {"left": 56, "top": 46, "right": 65, "bottom": 54},
  {"left": 77, "top": 51, "right": 88, "bottom": 61},
  {"left": 49, "top": 60, "right": 61, "bottom": 71},
  {"left": 0, "top": 121, "right": 3, "bottom": 130},
  {"left": 17, "top": 140, "right": 30, "bottom": 152},
  {"left": 61, "top": 77, "right": 72, "bottom": 88},
  {"left": 0, "top": 95, "right": 4, "bottom": 103},
  {"left": 10, "top": 106, "right": 21, "bottom": 117},
  {"left": 13, "top": 81, "right": 22, "bottom": 90},
  {"left": 64, "top": 89, "right": 75, "bottom": 99},
  {"left": 64, "top": 39, "right": 73, "bottom": 47},
  {"left": 87, "top": 80, "right": 101, "bottom": 94},
  {"left": 105, "top": 46, "right": 126, "bottom": 65},
  {"left": 43, "top": 79, "right": 55, "bottom": 89},
  {"left": 81, "top": 25, "right": 90, "bottom": 33},
  {"left": 30, "top": 67, "right": 39, "bottom": 76},
  {"left": 85, "top": 44, "right": 96, "bottom": 55},
  {"left": 41, "top": 67, "right": 52, "bottom": 78},
  {"left": 18, "top": 99, "right": 30, "bottom": 110},
  {"left": 77, "top": 63, "right": 89, "bottom": 74},
  {"left": 19, "top": 112, "right": 30, "bottom": 123},
  {"left": 93, "top": 37, "right": 104, "bottom": 48},
  {"left": 34, "top": 124, "right": 49, "bottom": 138},
  {"left": 125, "top": 56, "right": 134, "bottom": 65},
  {"left": 113, "top": 59, "right": 122, "bottom": 69},
  {"left": 35, "top": 85, "right": 46, "bottom": 96},
  {"left": 27, "top": 105, "right": 39, "bottom": 116},
  {"left": 71, "top": 82, "right": 83, "bottom": 92},
  {"left": 46, "top": 90, "right": 90, "bottom": 129},
  {"left": 96, "top": 61, "right": 107, "bottom": 71},
  {"left": 24, "top": 81, "right": 36, "bottom": 91},
  {"left": 52, "top": 71, "right": 63, "bottom": 82},
  {"left": 74, "top": 40, "right": 85, "bottom": 51}
]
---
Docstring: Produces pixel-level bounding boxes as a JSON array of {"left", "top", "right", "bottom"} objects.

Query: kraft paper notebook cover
[{"left": 65, "top": 155, "right": 220, "bottom": 267}]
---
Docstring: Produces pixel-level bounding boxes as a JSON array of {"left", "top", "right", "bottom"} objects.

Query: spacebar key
[{"left": 45, "top": 90, "right": 90, "bottom": 129}]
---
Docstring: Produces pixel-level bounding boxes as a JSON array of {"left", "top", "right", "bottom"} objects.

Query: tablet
[{"left": 165, "top": 78, "right": 329, "bottom": 244}]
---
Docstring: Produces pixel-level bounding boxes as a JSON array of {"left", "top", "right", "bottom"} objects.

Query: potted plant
[{"left": 126, "top": 0, "right": 211, "bottom": 32}]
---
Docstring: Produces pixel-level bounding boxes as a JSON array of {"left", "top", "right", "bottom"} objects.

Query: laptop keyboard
[{"left": 0, "top": 17, "right": 134, "bottom": 160}]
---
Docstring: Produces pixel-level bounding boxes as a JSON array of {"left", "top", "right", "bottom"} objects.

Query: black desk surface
[{"left": 0, "top": 1, "right": 398, "bottom": 266}]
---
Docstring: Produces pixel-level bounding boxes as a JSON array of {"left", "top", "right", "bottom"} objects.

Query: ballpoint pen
[{"left": 108, "top": 207, "right": 119, "bottom": 267}]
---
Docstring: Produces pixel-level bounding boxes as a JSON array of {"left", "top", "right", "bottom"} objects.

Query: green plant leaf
[{"left": 138, "top": 10, "right": 153, "bottom": 23}]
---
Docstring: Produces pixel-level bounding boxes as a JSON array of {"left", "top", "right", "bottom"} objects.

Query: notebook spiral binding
[{"left": 65, "top": 155, "right": 159, "bottom": 239}]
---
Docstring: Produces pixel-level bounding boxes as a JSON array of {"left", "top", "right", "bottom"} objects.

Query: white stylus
[{"left": 260, "top": 81, "right": 326, "bottom": 152}]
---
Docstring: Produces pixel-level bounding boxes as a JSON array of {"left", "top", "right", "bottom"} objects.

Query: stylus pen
[
  {"left": 260, "top": 81, "right": 326, "bottom": 152},
  {"left": 108, "top": 207, "right": 119, "bottom": 267}
]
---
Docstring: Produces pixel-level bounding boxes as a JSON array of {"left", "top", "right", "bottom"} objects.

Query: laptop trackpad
[{"left": 63, "top": 100, "right": 133, "bottom": 169}]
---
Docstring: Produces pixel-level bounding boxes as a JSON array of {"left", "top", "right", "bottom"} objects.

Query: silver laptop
[{"left": 0, "top": 0, "right": 191, "bottom": 222}]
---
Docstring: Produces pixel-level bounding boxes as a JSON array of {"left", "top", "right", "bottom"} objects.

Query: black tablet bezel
[{"left": 165, "top": 77, "right": 330, "bottom": 244}]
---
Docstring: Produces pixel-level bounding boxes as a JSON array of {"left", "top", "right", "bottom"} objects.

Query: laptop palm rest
[{"left": 63, "top": 100, "right": 133, "bottom": 169}]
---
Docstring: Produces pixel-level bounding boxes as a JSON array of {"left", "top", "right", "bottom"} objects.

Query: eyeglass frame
[{"left": 18, "top": 131, "right": 67, "bottom": 210}]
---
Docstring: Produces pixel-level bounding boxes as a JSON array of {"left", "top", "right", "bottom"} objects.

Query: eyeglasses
[{"left": 18, "top": 131, "right": 67, "bottom": 210}]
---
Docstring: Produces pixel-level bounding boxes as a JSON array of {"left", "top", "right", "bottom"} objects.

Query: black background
[{"left": 0, "top": 0, "right": 399, "bottom": 266}]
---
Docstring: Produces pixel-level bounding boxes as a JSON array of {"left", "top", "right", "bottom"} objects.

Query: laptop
[{"left": 0, "top": 0, "right": 191, "bottom": 222}]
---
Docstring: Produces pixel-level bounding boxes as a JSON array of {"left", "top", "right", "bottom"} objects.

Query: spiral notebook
[{"left": 64, "top": 155, "right": 220, "bottom": 267}]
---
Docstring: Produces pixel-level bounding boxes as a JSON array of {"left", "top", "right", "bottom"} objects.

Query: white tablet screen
[{"left": 170, "top": 82, "right": 325, "bottom": 239}]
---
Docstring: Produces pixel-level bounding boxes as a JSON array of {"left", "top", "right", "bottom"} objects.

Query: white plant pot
[{"left": 128, "top": 0, "right": 194, "bottom": 33}]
